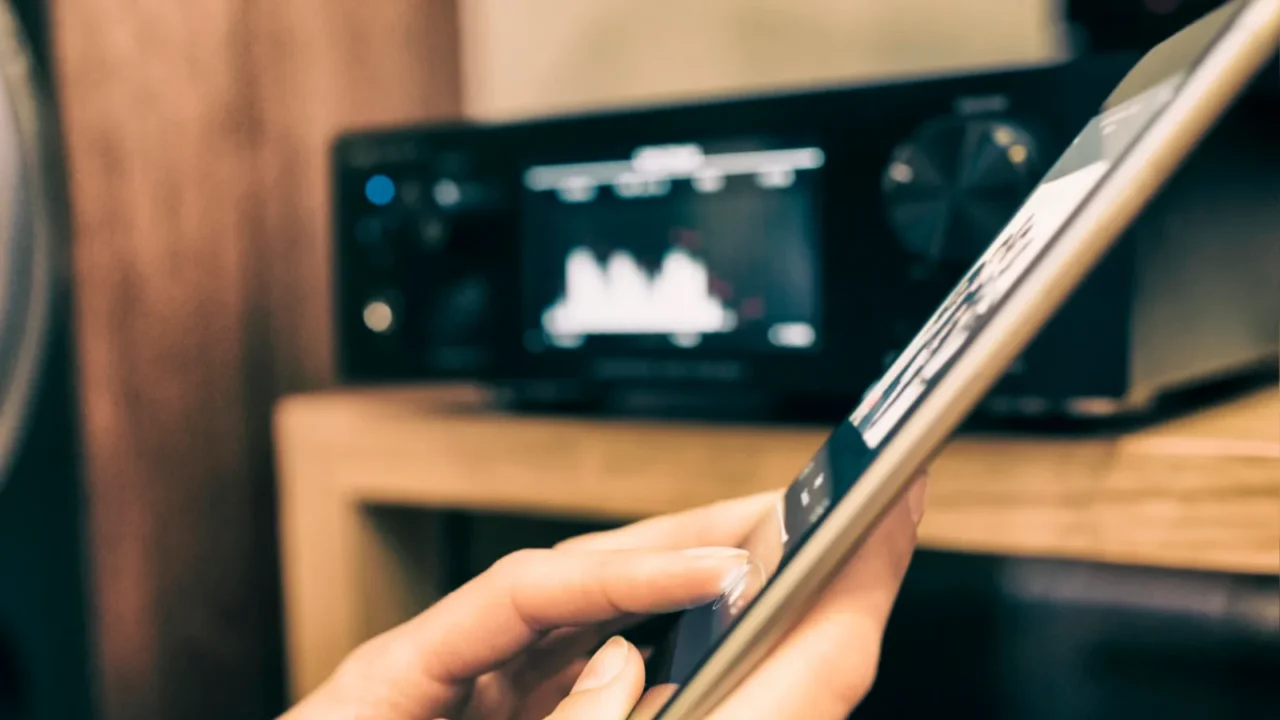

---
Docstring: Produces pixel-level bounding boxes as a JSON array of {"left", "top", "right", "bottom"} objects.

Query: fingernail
[
  {"left": 677, "top": 548, "right": 752, "bottom": 609},
  {"left": 680, "top": 546, "right": 749, "bottom": 560},
  {"left": 712, "top": 563, "right": 754, "bottom": 609},
  {"left": 907, "top": 479, "right": 927, "bottom": 525},
  {"left": 573, "top": 636, "right": 629, "bottom": 692}
]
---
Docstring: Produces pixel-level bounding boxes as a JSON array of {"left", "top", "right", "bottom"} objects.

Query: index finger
[
  {"left": 387, "top": 547, "right": 751, "bottom": 683},
  {"left": 557, "top": 491, "right": 781, "bottom": 552}
]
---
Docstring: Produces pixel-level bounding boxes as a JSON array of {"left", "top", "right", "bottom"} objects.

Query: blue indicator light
[{"left": 365, "top": 174, "right": 396, "bottom": 206}]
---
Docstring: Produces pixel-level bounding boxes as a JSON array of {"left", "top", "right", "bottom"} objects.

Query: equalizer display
[{"left": 521, "top": 141, "right": 823, "bottom": 354}]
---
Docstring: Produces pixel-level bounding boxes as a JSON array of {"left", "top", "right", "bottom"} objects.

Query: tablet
[{"left": 641, "top": 2, "right": 1280, "bottom": 717}]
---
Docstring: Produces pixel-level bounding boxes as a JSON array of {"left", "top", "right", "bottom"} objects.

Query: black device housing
[{"left": 333, "top": 53, "right": 1278, "bottom": 420}]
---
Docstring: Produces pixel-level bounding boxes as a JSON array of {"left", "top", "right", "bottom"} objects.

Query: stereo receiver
[{"left": 333, "top": 54, "right": 1278, "bottom": 419}]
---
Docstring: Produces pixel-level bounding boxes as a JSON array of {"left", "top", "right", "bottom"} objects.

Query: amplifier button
[{"left": 362, "top": 297, "right": 397, "bottom": 334}]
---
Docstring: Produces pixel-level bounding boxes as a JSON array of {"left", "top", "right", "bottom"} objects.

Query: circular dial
[{"left": 882, "top": 116, "right": 1043, "bottom": 266}]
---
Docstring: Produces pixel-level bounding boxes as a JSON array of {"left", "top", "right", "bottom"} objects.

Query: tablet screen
[{"left": 646, "top": 0, "right": 1247, "bottom": 706}]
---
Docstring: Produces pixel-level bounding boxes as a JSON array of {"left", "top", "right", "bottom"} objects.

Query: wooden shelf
[
  {"left": 278, "top": 383, "right": 1279, "bottom": 571},
  {"left": 273, "top": 383, "right": 1279, "bottom": 699}
]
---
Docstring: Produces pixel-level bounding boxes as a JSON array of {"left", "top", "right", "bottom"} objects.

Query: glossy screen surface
[{"left": 647, "top": 2, "right": 1248, "bottom": 712}]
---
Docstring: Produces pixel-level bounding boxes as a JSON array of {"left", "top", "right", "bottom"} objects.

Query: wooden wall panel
[
  {"left": 48, "top": 1, "right": 461, "bottom": 718},
  {"left": 458, "top": 0, "right": 1066, "bottom": 120}
]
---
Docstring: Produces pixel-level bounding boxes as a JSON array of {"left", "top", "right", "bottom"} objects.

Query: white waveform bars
[{"left": 541, "top": 247, "right": 738, "bottom": 348}]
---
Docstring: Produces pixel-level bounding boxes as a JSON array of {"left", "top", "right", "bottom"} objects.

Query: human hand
[
  {"left": 542, "top": 477, "right": 927, "bottom": 720},
  {"left": 282, "top": 477, "right": 923, "bottom": 720},
  {"left": 279, "top": 505, "right": 768, "bottom": 720}
]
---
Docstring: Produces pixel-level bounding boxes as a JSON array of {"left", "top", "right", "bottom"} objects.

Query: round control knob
[{"left": 883, "top": 117, "right": 1043, "bottom": 266}]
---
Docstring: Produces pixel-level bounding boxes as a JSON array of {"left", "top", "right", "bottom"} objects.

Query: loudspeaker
[{"left": 0, "top": 1, "right": 96, "bottom": 718}]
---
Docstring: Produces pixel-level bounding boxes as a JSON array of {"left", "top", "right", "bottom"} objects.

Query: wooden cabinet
[{"left": 273, "top": 384, "right": 1279, "bottom": 700}]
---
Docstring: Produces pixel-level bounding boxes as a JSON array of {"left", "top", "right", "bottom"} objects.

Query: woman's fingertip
[
  {"left": 550, "top": 639, "right": 646, "bottom": 719},
  {"left": 571, "top": 636, "right": 631, "bottom": 693},
  {"left": 676, "top": 547, "right": 753, "bottom": 602},
  {"left": 717, "top": 562, "right": 753, "bottom": 595}
]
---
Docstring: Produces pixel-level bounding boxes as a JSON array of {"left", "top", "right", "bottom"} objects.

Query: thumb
[{"left": 544, "top": 636, "right": 645, "bottom": 720}]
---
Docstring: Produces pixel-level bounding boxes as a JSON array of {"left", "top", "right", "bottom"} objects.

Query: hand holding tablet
[
  {"left": 281, "top": 2, "right": 1280, "bottom": 718},
  {"left": 279, "top": 480, "right": 924, "bottom": 720},
  {"left": 642, "top": 3, "right": 1280, "bottom": 717}
]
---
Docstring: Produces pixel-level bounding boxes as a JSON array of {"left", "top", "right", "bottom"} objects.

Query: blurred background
[
  {"left": 1, "top": 1, "right": 1277, "bottom": 719},
  {"left": 457, "top": 0, "right": 1067, "bottom": 118}
]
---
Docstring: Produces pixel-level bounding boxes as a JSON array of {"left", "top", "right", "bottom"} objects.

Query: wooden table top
[{"left": 273, "top": 384, "right": 1280, "bottom": 576}]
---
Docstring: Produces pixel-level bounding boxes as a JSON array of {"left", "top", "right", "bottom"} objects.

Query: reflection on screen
[
  {"left": 851, "top": 159, "right": 1110, "bottom": 448},
  {"left": 647, "top": 67, "right": 1194, "bottom": 706},
  {"left": 850, "top": 71, "right": 1182, "bottom": 449}
]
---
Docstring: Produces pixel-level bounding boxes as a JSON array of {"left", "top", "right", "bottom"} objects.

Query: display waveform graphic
[{"left": 542, "top": 247, "right": 738, "bottom": 347}]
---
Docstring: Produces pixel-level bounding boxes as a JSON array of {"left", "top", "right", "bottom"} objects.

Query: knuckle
[
  {"left": 489, "top": 547, "right": 546, "bottom": 579},
  {"left": 499, "top": 546, "right": 545, "bottom": 568},
  {"left": 553, "top": 533, "right": 593, "bottom": 550},
  {"left": 593, "top": 560, "right": 632, "bottom": 615}
]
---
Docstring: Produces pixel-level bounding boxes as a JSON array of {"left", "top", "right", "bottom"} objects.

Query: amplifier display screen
[{"left": 520, "top": 140, "right": 823, "bottom": 354}]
